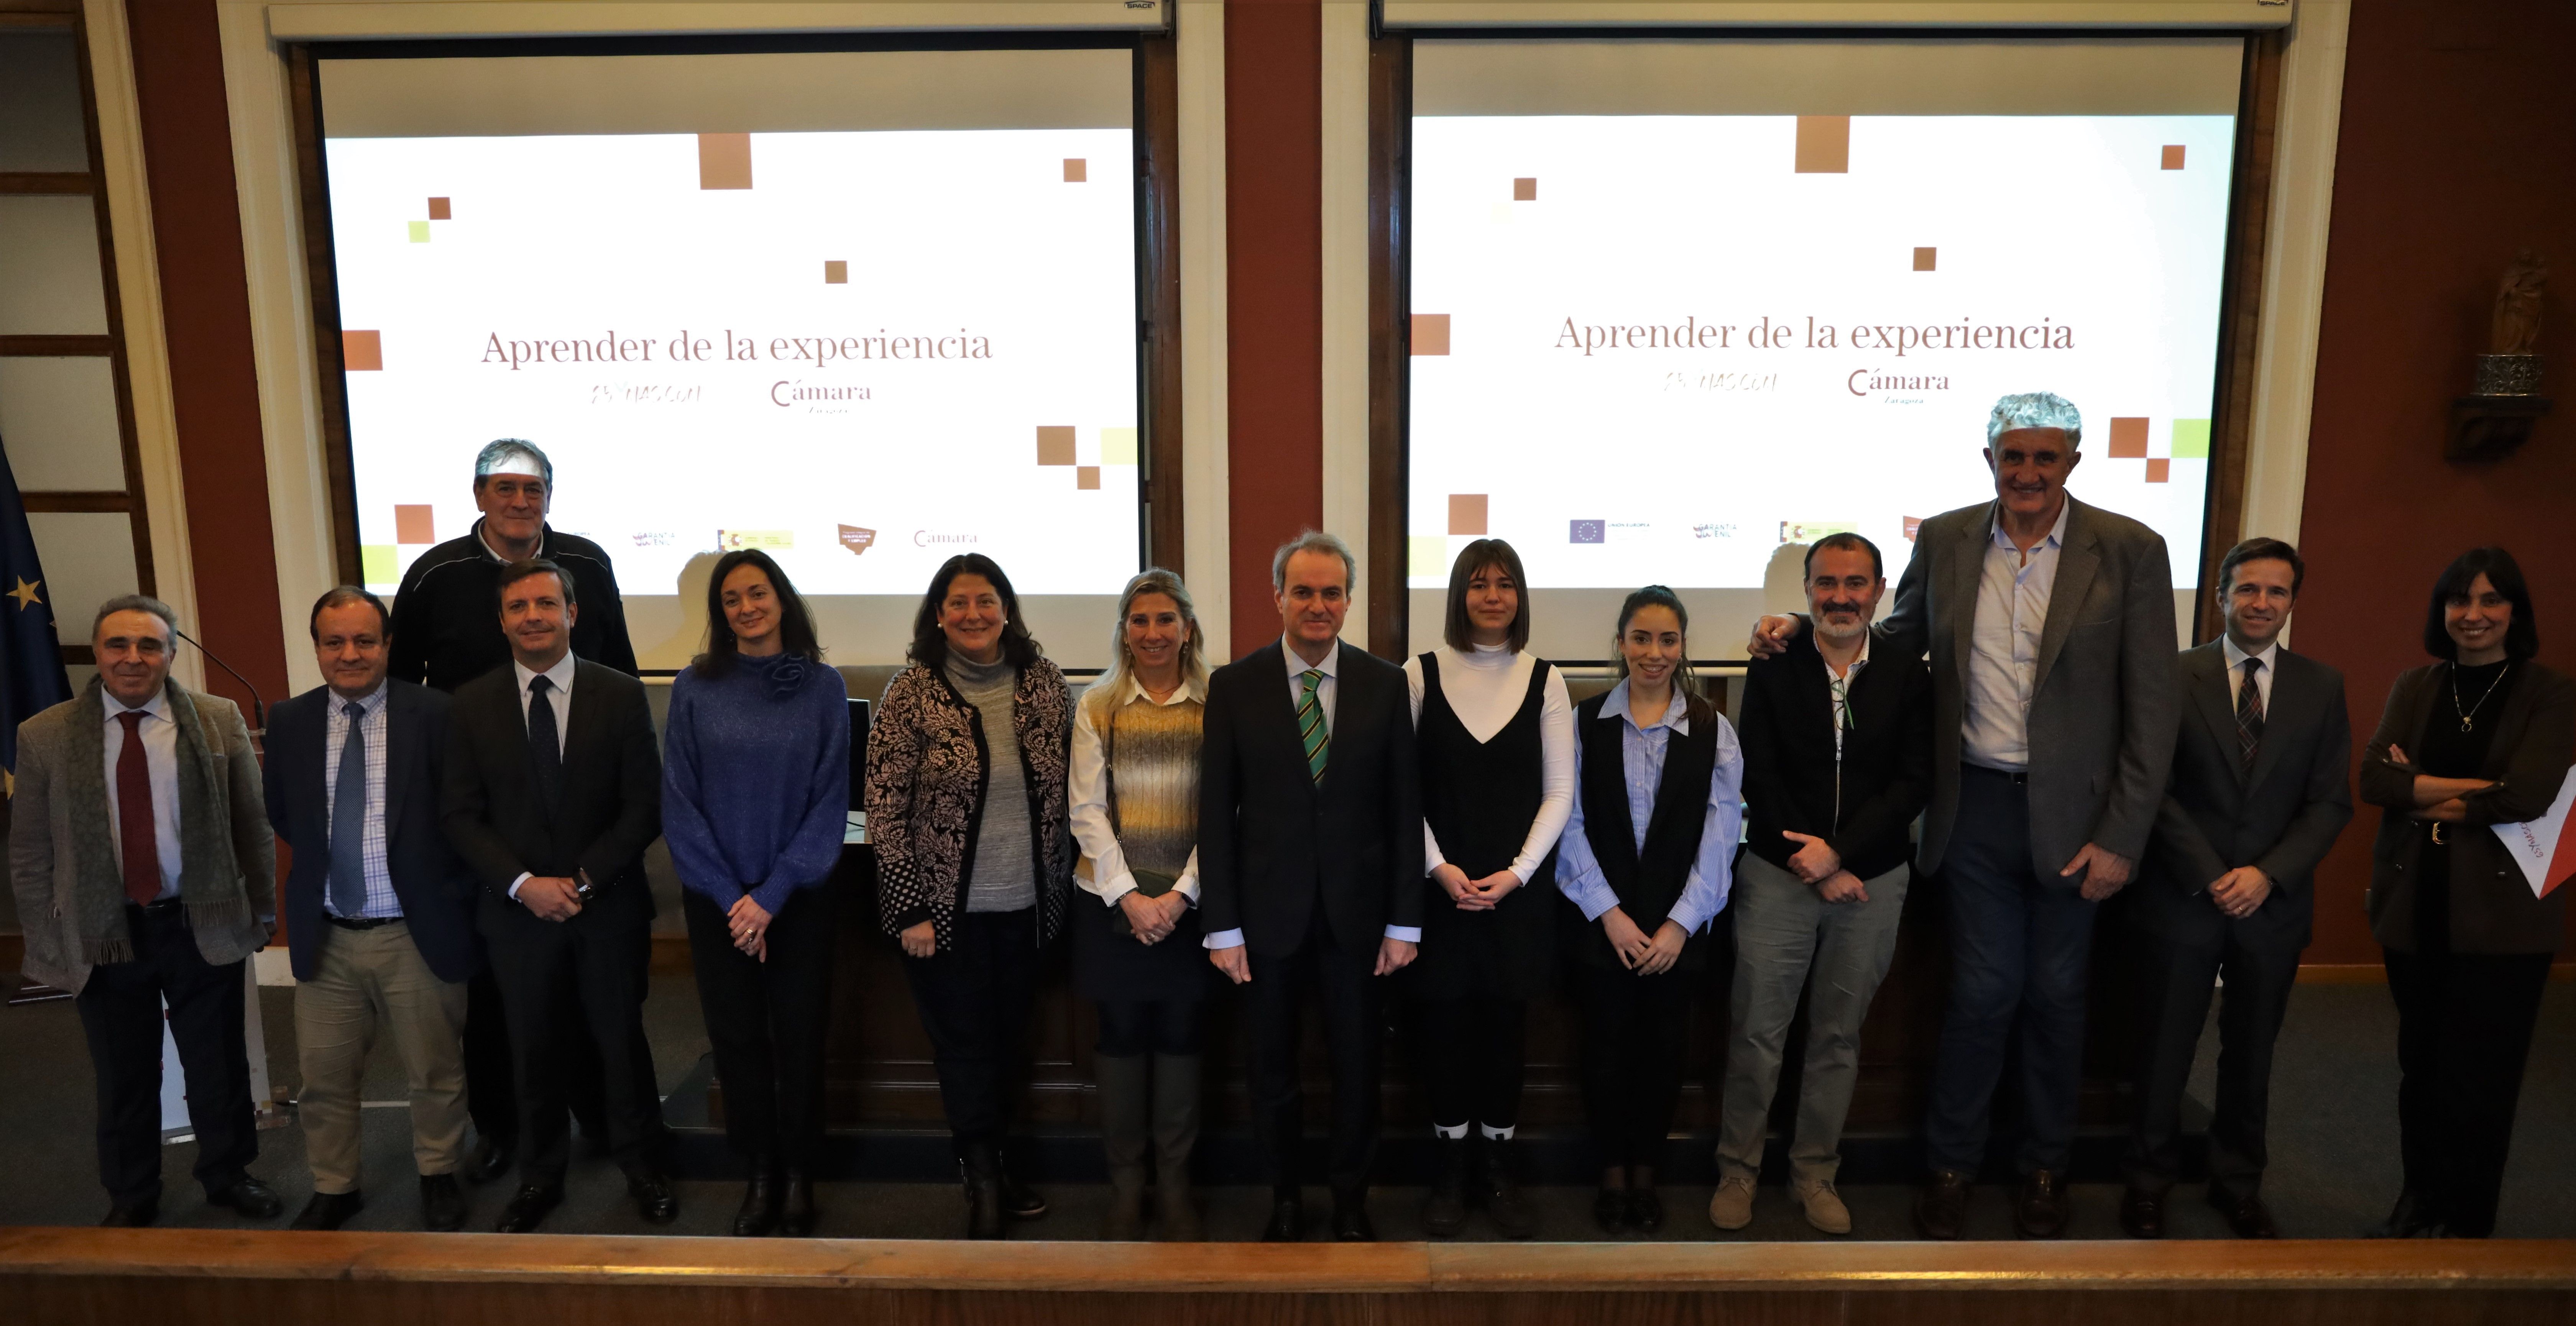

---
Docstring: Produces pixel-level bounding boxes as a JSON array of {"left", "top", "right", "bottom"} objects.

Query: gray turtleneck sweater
[{"left": 946, "top": 653, "right": 1036, "bottom": 913}]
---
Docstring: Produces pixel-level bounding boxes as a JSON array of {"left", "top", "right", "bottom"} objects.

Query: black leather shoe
[
  {"left": 997, "top": 1160, "right": 1047, "bottom": 1221},
  {"left": 1593, "top": 1187, "right": 1627, "bottom": 1234},
  {"left": 493, "top": 1183, "right": 562, "bottom": 1233},
  {"left": 211, "top": 1178, "right": 285, "bottom": 1220},
  {"left": 1331, "top": 1189, "right": 1375, "bottom": 1242},
  {"left": 1421, "top": 1137, "right": 1469, "bottom": 1237},
  {"left": 2014, "top": 1169, "right": 2069, "bottom": 1239},
  {"left": 1478, "top": 1138, "right": 1538, "bottom": 1239},
  {"left": 420, "top": 1174, "right": 465, "bottom": 1232},
  {"left": 99, "top": 1198, "right": 158, "bottom": 1228},
  {"left": 2367, "top": 1189, "right": 2438, "bottom": 1238},
  {"left": 734, "top": 1167, "right": 782, "bottom": 1238},
  {"left": 291, "top": 1190, "right": 364, "bottom": 1231},
  {"left": 2208, "top": 1189, "right": 2279, "bottom": 1239},
  {"left": 1262, "top": 1193, "right": 1304, "bottom": 1242},
  {"left": 1623, "top": 1187, "right": 1664, "bottom": 1233},
  {"left": 1915, "top": 1169, "right": 1970, "bottom": 1241},
  {"left": 779, "top": 1171, "right": 817, "bottom": 1237},
  {"left": 2119, "top": 1187, "right": 2164, "bottom": 1239},
  {"left": 962, "top": 1151, "right": 1006, "bottom": 1240},
  {"left": 463, "top": 1135, "right": 514, "bottom": 1185},
  {"left": 626, "top": 1167, "right": 680, "bottom": 1224}
]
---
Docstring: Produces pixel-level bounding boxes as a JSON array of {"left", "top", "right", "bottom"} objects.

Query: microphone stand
[{"left": 175, "top": 627, "right": 268, "bottom": 737}]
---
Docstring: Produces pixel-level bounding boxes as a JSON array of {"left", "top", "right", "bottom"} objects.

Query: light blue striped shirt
[
  {"left": 1554, "top": 679, "right": 1743, "bottom": 934},
  {"left": 322, "top": 681, "right": 399, "bottom": 919}
]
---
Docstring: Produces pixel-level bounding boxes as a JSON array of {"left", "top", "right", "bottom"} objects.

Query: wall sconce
[{"left": 2449, "top": 249, "right": 2550, "bottom": 461}]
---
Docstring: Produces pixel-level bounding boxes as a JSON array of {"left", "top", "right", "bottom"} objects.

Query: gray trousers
[
  {"left": 1715, "top": 853, "right": 1909, "bottom": 1185},
  {"left": 295, "top": 920, "right": 470, "bottom": 1194}
]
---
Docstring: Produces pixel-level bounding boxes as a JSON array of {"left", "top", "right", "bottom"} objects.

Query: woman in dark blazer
[
  {"left": 2358, "top": 547, "right": 2573, "bottom": 1239},
  {"left": 864, "top": 553, "right": 1074, "bottom": 1239}
]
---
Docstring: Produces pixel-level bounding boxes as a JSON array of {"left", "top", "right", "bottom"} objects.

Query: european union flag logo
[{"left": 0, "top": 439, "right": 72, "bottom": 795}]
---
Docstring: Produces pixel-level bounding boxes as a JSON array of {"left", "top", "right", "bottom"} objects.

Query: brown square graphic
[
  {"left": 1063, "top": 159, "right": 1087, "bottom": 182},
  {"left": 699, "top": 133, "right": 753, "bottom": 190},
  {"left": 1036, "top": 426, "right": 1077, "bottom": 466},
  {"left": 2108, "top": 417, "right": 2150, "bottom": 458},
  {"left": 1795, "top": 116, "right": 1851, "bottom": 174},
  {"left": 394, "top": 504, "right": 435, "bottom": 543},
  {"left": 1913, "top": 247, "right": 1937, "bottom": 271},
  {"left": 2145, "top": 458, "right": 2172, "bottom": 484},
  {"left": 1512, "top": 177, "right": 1537, "bottom": 201},
  {"left": 1448, "top": 494, "right": 1488, "bottom": 536},
  {"left": 427, "top": 197, "right": 451, "bottom": 220},
  {"left": 824, "top": 261, "right": 848, "bottom": 284},
  {"left": 1412, "top": 314, "right": 1451, "bottom": 356},
  {"left": 1903, "top": 516, "right": 1924, "bottom": 542},
  {"left": 2161, "top": 144, "right": 2186, "bottom": 171},
  {"left": 342, "top": 330, "right": 383, "bottom": 371},
  {"left": 1076, "top": 466, "right": 1101, "bottom": 491}
]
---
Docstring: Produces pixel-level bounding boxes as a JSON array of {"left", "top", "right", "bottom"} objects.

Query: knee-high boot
[
  {"left": 1151, "top": 1054, "right": 1204, "bottom": 1241},
  {"left": 1097, "top": 1054, "right": 1151, "bottom": 1240}
]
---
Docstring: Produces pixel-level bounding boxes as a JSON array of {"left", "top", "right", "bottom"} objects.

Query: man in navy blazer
[{"left": 265, "top": 587, "right": 478, "bottom": 1231}]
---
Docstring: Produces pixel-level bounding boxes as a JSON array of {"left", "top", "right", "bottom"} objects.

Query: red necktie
[{"left": 116, "top": 710, "right": 162, "bottom": 905}]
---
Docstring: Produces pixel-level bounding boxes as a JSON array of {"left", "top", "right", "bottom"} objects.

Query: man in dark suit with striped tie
[{"left": 2122, "top": 538, "right": 2353, "bottom": 1240}]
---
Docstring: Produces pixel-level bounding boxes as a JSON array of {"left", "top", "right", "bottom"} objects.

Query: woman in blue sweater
[{"left": 664, "top": 549, "right": 849, "bottom": 1237}]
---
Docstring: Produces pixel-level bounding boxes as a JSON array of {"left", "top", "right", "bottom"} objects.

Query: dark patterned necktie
[
  {"left": 527, "top": 674, "right": 563, "bottom": 811},
  {"left": 2235, "top": 657, "right": 2265, "bottom": 774},
  {"left": 1296, "top": 669, "right": 1329, "bottom": 784}
]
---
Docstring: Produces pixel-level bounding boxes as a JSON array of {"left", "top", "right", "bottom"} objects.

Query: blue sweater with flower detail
[{"left": 661, "top": 652, "right": 850, "bottom": 915}]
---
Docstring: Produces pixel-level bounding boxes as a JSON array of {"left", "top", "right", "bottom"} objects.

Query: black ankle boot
[
  {"left": 733, "top": 1157, "right": 782, "bottom": 1237},
  {"left": 1421, "top": 1135, "right": 1470, "bottom": 1237},
  {"left": 1477, "top": 1136, "right": 1537, "bottom": 1239},
  {"left": 962, "top": 1144, "right": 1006, "bottom": 1240},
  {"left": 779, "top": 1170, "right": 816, "bottom": 1237}
]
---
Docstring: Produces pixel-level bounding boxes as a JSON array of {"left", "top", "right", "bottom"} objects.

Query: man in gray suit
[
  {"left": 1752, "top": 391, "right": 2179, "bottom": 1239},
  {"left": 2122, "top": 538, "right": 2350, "bottom": 1241}
]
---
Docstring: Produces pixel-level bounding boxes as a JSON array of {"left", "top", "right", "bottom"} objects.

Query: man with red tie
[{"left": 8, "top": 596, "right": 281, "bottom": 1227}]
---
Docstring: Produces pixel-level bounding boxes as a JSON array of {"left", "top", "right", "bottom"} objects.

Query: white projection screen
[
  {"left": 1405, "top": 38, "right": 2245, "bottom": 660},
  {"left": 316, "top": 46, "right": 1143, "bottom": 668}
]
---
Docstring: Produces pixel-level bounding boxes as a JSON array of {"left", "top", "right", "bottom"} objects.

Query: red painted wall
[
  {"left": 1222, "top": 0, "right": 1324, "bottom": 657},
  {"left": 122, "top": 0, "right": 291, "bottom": 714},
  {"left": 2291, "top": 0, "right": 2576, "bottom": 964}
]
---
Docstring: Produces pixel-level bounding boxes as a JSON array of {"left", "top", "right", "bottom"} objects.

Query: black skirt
[
  {"left": 1071, "top": 886, "right": 1213, "bottom": 1004},
  {"left": 1410, "top": 653, "right": 1560, "bottom": 1002}
]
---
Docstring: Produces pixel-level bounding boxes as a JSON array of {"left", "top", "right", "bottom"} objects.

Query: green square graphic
[
  {"left": 407, "top": 221, "right": 431, "bottom": 243},
  {"left": 2170, "top": 418, "right": 2211, "bottom": 459},
  {"left": 1409, "top": 535, "right": 1448, "bottom": 578},
  {"left": 361, "top": 544, "right": 399, "bottom": 584},
  {"left": 1101, "top": 427, "right": 1138, "bottom": 465}
]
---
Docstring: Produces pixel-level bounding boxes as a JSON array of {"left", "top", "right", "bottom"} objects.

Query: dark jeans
[
  {"left": 1923, "top": 765, "right": 2098, "bottom": 1176},
  {"left": 1572, "top": 962, "right": 1691, "bottom": 1170},
  {"left": 481, "top": 889, "right": 664, "bottom": 1187},
  {"left": 1418, "top": 996, "right": 1527, "bottom": 1131},
  {"left": 2124, "top": 925, "right": 2300, "bottom": 1200},
  {"left": 1243, "top": 911, "right": 1383, "bottom": 1193},
  {"left": 685, "top": 886, "right": 836, "bottom": 1168},
  {"left": 1097, "top": 997, "right": 1204, "bottom": 1057},
  {"left": 74, "top": 903, "right": 258, "bottom": 1206},
  {"left": 901, "top": 908, "right": 1040, "bottom": 1152},
  {"left": 2387, "top": 945, "right": 2552, "bottom": 1237}
]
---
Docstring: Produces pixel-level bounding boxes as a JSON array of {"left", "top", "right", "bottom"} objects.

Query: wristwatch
[{"left": 574, "top": 869, "right": 599, "bottom": 904}]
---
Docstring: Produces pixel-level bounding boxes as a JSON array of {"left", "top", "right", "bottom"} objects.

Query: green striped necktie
[{"left": 1297, "top": 668, "right": 1330, "bottom": 783}]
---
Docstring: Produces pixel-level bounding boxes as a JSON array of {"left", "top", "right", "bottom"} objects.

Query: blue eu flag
[{"left": 0, "top": 439, "right": 72, "bottom": 795}]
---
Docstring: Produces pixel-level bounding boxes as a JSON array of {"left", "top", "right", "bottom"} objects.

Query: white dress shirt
[
  {"left": 2221, "top": 635, "right": 2279, "bottom": 712},
  {"left": 1823, "top": 631, "right": 1871, "bottom": 758},
  {"left": 504, "top": 651, "right": 578, "bottom": 899},
  {"left": 1961, "top": 497, "right": 2071, "bottom": 771},
  {"left": 1403, "top": 644, "right": 1576, "bottom": 883},
  {"left": 1070, "top": 673, "right": 1205, "bottom": 907},
  {"left": 322, "top": 680, "right": 400, "bottom": 918},
  {"left": 101, "top": 690, "right": 182, "bottom": 901}
]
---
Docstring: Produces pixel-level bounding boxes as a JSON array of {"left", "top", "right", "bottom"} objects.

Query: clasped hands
[
  {"left": 1431, "top": 862, "right": 1522, "bottom": 911},
  {"left": 1780, "top": 831, "right": 1869, "bottom": 903},
  {"left": 1599, "top": 906, "right": 1688, "bottom": 975},
  {"left": 1117, "top": 888, "right": 1190, "bottom": 945}
]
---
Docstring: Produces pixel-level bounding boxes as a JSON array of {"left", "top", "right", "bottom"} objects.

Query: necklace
[{"left": 2451, "top": 660, "right": 2512, "bottom": 733}]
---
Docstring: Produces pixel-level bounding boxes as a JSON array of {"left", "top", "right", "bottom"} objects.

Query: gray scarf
[{"left": 66, "top": 678, "right": 248, "bottom": 966}]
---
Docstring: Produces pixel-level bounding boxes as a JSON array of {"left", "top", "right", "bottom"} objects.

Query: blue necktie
[{"left": 328, "top": 701, "right": 369, "bottom": 917}]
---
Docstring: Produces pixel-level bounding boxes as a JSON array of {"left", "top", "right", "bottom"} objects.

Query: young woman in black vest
[
  {"left": 1555, "top": 585, "right": 1744, "bottom": 1232},
  {"left": 1405, "top": 540, "right": 1575, "bottom": 1239}
]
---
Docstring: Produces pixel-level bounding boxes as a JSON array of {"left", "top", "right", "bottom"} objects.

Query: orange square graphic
[
  {"left": 1036, "top": 426, "right": 1077, "bottom": 466},
  {"left": 2108, "top": 417, "right": 2150, "bottom": 458},
  {"left": 1903, "top": 517, "right": 1924, "bottom": 543},
  {"left": 1064, "top": 159, "right": 1087, "bottom": 182},
  {"left": 2161, "top": 145, "right": 2186, "bottom": 171},
  {"left": 824, "top": 261, "right": 848, "bottom": 284},
  {"left": 1076, "top": 466, "right": 1101, "bottom": 491},
  {"left": 427, "top": 197, "right": 451, "bottom": 220},
  {"left": 699, "top": 133, "right": 753, "bottom": 190},
  {"left": 342, "top": 330, "right": 383, "bottom": 372},
  {"left": 394, "top": 505, "right": 435, "bottom": 544},
  {"left": 1795, "top": 116, "right": 1850, "bottom": 174},
  {"left": 1448, "top": 494, "right": 1488, "bottom": 537},
  {"left": 2145, "top": 458, "right": 2172, "bottom": 484},
  {"left": 1512, "top": 177, "right": 1537, "bottom": 201},
  {"left": 1412, "top": 314, "right": 1451, "bottom": 356},
  {"left": 1913, "top": 247, "right": 1937, "bottom": 271}
]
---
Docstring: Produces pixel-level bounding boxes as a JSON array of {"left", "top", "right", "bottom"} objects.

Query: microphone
[{"left": 174, "top": 627, "right": 268, "bottom": 733}]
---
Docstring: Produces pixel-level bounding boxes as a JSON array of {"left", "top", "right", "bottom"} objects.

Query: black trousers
[
  {"left": 74, "top": 904, "right": 258, "bottom": 1206},
  {"left": 1418, "top": 996, "right": 1527, "bottom": 1132},
  {"left": 902, "top": 908, "right": 1040, "bottom": 1152},
  {"left": 463, "top": 964, "right": 610, "bottom": 1146},
  {"left": 2123, "top": 924, "right": 2300, "bottom": 1200},
  {"left": 2387, "top": 945, "right": 2552, "bottom": 1237},
  {"left": 1572, "top": 962, "right": 1691, "bottom": 1169},
  {"left": 684, "top": 886, "right": 836, "bottom": 1168},
  {"left": 1244, "top": 910, "right": 1384, "bottom": 1193},
  {"left": 1096, "top": 996, "right": 1204, "bottom": 1057},
  {"left": 480, "top": 889, "right": 664, "bottom": 1187}
]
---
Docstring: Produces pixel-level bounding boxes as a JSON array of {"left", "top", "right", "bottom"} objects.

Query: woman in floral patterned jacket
[{"left": 864, "top": 552, "right": 1074, "bottom": 1239}]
